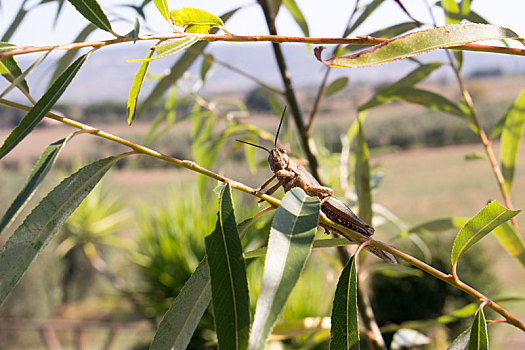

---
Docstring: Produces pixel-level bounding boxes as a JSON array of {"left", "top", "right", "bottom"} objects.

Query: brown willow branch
[
  {"left": 2, "top": 33, "right": 524, "bottom": 58},
  {"left": 1, "top": 97, "right": 523, "bottom": 332},
  {"left": 257, "top": 0, "right": 322, "bottom": 183}
]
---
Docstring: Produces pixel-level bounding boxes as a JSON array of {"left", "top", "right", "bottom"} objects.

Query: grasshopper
[{"left": 238, "top": 108, "right": 397, "bottom": 264}]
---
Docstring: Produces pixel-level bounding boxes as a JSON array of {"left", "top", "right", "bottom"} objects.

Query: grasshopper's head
[{"left": 268, "top": 147, "right": 290, "bottom": 172}]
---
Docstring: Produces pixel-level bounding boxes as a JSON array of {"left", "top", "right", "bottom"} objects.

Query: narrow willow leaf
[
  {"left": 493, "top": 222, "right": 525, "bottom": 267},
  {"left": 152, "top": 0, "right": 170, "bottom": 22},
  {"left": 151, "top": 36, "right": 199, "bottom": 61},
  {"left": 205, "top": 184, "right": 250, "bottom": 350},
  {"left": 0, "top": 54, "right": 88, "bottom": 159},
  {"left": 448, "top": 329, "right": 471, "bottom": 350},
  {"left": 0, "top": 156, "right": 117, "bottom": 304},
  {"left": 369, "top": 21, "right": 420, "bottom": 39},
  {"left": 137, "top": 9, "right": 237, "bottom": 116},
  {"left": 200, "top": 54, "right": 213, "bottom": 81},
  {"left": 125, "top": 17, "right": 140, "bottom": 43},
  {"left": 49, "top": 24, "right": 96, "bottom": 87},
  {"left": 127, "top": 49, "right": 154, "bottom": 125},
  {"left": 170, "top": 8, "right": 224, "bottom": 33},
  {"left": 318, "top": 23, "right": 519, "bottom": 68},
  {"left": 402, "top": 217, "right": 468, "bottom": 236},
  {"left": 500, "top": 89, "right": 525, "bottom": 194},
  {"left": 1, "top": 3, "right": 27, "bottom": 42},
  {"left": 467, "top": 306, "right": 488, "bottom": 350},
  {"left": 0, "top": 42, "right": 29, "bottom": 93},
  {"left": 150, "top": 258, "right": 211, "bottom": 350},
  {"left": 359, "top": 62, "right": 443, "bottom": 110},
  {"left": 343, "top": 0, "right": 383, "bottom": 37},
  {"left": 0, "top": 133, "right": 77, "bottom": 236},
  {"left": 451, "top": 201, "right": 520, "bottom": 267},
  {"left": 359, "top": 86, "right": 469, "bottom": 119},
  {"left": 324, "top": 77, "right": 349, "bottom": 97},
  {"left": 67, "top": 0, "right": 113, "bottom": 32},
  {"left": 282, "top": 0, "right": 309, "bottom": 37},
  {"left": 330, "top": 256, "right": 358, "bottom": 350},
  {"left": 442, "top": 0, "right": 460, "bottom": 24},
  {"left": 391, "top": 329, "right": 430, "bottom": 349},
  {"left": 248, "top": 188, "right": 319, "bottom": 350},
  {"left": 355, "top": 116, "right": 372, "bottom": 224}
]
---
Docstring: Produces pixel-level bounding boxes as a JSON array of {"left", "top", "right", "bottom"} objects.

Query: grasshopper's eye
[{"left": 278, "top": 148, "right": 287, "bottom": 154}]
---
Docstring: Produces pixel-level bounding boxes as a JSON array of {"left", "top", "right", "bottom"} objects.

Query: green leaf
[
  {"left": 127, "top": 49, "right": 154, "bottom": 125},
  {"left": 402, "top": 217, "right": 468, "bottom": 236},
  {"left": 343, "top": 0, "right": 384, "bottom": 37},
  {"left": 125, "top": 17, "right": 140, "bottom": 43},
  {"left": 0, "top": 156, "right": 117, "bottom": 304},
  {"left": 0, "top": 42, "right": 29, "bottom": 94},
  {"left": 248, "top": 188, "right": 319, "bottom": 350},
  {"left": 282, "top": 0, "right": 309, "bottom": 37},
  {"left": 318, "top": 23, "right": 519, "bottom": 68},
  {"left": 0, "top": 53, "right": 89, "bottom": 159},
  {"left": 67, "top": 0, "right": 113, "bottom": 32},
  {"left": 200, "top": 54, "right": 213, "bottom": 81},
  {"left": 368, "top": 22, "right": 420, "bottom": 39},
  {"left": 150, "top": 258, "right": 212, "bottom": 350},
  {"left": 442, "top": 0, "right": 460, "bottom": 24},
  {"left": 152, "top": 36, "right": 200, "bottom": 61},
  {"left": 467, "top": 306, "right": 488, "bottom": 350},
  {"left": 170, "top": 8, "right": 224, "bottom": 33},
  {"left": 355, "top": 115, "right": 372, "bottom": 224},
  {"left": 324, "top": 77, "right": 349, "bottom": 97},
  {"left": 492, "top": 222, "right": 525, "bottom": 267},
  {"left": 0, "top": 133, "right": 77, "bottom": 236},
  {"left": 359, "top": 62, "right": 444, "bottom": 110},
  {"left": 152, "top": 0, "right": 170, "bottom": 22},
  {"left": 358, "top": 86, "right": 470, "bottom": 120},
  {"left": 448, "top": 329, "right": 471, "bottom": 350},
  {"left": 500, "top": 89, "right": 525, "bottom": 194},
  {"left": 205, "top": 184, "right": 250, "bottom": 350},
  {"left": 451, "top": 201, "right": 520, "bottom": 267},
  {"left": 330, "top": 256, "right": 359, "bottom": 350},
  {"left": 48, "top": 24, "right": 96, "bottom": 87}
]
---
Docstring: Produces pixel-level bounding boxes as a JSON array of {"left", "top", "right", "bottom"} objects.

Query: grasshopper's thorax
[{"left": 268, "top": 148, "right": 290, "bottom": 172}]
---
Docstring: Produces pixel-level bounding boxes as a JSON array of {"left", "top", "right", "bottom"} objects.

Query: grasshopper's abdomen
[{"left": 321, "top": 197, "right": 374, "bottom": 236}]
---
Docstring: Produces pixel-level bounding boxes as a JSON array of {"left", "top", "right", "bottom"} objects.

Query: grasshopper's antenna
[
  {"left": 274, "top": 106, "right": 287, "bottom": 148},
  {"left": 236, "top": 139, "right": 271, "bottom": 153}
]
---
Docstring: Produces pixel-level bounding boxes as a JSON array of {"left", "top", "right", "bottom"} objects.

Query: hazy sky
[{"left": 2, "top": 1, "right": 525, "bottom": 47}]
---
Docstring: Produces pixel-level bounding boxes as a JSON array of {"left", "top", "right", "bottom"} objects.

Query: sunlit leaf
[
  {"left": 170, "top": 7, "right": 224, "bottom": 33},
  {"left": 150, "top": 258, "right": 212, "bottom": 350},
  {"left": 152, "top": 36, "right": 199, "bottom": 61},
  {"left": 500, "top": 89, "right": 525, "bottom": 194},
  {"left": 442, "top": 0, "right": 460, "bottom": 24},
  {"left": 283, "top": 0, "right": 309, "bottom": 37},
  {"left": 152, "top": 0, "right": 170, "bottom": 22},
  {"left": 317, "top": 23, "right": 519, "bottom": 68},
  {"left": 67, "top": 0, "right": 113, "bottom": 32},
  {"left": 205, "top": 184, "right": 250, "bottom": 350},
  {"left": 0, "top": 156, "right": 117, "bottom": 304},
  {"left": 0, "top": 133, "right": 77, "bottom": 236},
  {"left": 324, "top": 77, "right": 349, "bottom": 97},
  {"left": 493, "top": 222, "right": 525, "bottom": 267},
  {"left": 330, "top": 256, "right": 358, "bottom": 350},
  {"left": 451, "top": 201, "right": 520, "bottom": 267},
  {"left": 137, "top": 9, "right": 237, "bottom": 117},
  {"left": 467, "top": 306, "right": 488, "bottom": 350},
  {"left": 127, "top": 49, "right": 154, "bottom": 125},
  {"left": 0, "top": 53, "right": 89, "bottom": 159},
  {"left": 248, "top": 188, "right": 319, "bottom": 350}
]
